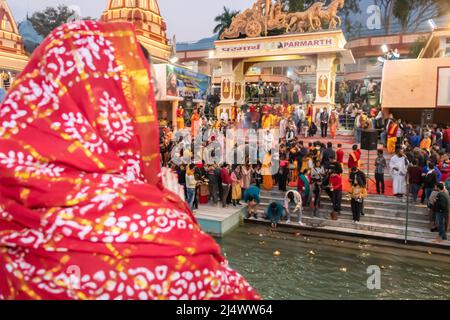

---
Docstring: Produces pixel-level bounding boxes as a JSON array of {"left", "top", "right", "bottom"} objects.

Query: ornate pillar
[
  {"left": 315, "top": 53, "right": 337, "bottom": 115},
  {"left": 220, "top": 59, "right": 246, "bottom": 116}
]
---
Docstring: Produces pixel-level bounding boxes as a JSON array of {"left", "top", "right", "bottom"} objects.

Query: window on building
[
  {"left": 139, "top": 0, "right": 148, "bottom": 9},
  {"left": 273, "top": 67, "right": 283, "bottom": 75},
  {"left": 112, "top": 0, "right": 122, "bottom": 8},
  {"left": 262, "top": 67, "right": 272, "bottom": 75}
]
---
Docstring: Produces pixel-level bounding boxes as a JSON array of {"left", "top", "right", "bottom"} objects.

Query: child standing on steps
[{"left": 349, "top": 182, "right": 368, "bottom": 223}]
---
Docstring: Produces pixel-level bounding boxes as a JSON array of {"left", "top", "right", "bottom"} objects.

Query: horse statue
[
  {"left": 317, "top": 0, "right": 345, "bottom": 30},
  {"left": 220, "top": 3, "right": 259, "bottom": 39},
  {"left": 285, "top": 2, "right": 324, "bottom": 33},
  {"left": 266, "top": 0, "right": 288, "bottom": 31}
]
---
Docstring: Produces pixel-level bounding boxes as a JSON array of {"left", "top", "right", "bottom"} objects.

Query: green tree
[
  {"left": 286, "top": 0, "right": 314, "bottom": 12},
  {"left": 213, "top": 6, "right": 240, "bottom": 36},
  {"left": 409, "top": 36, "right": 428, "bottom": 58},
  {"left": 375, "top": 0, "right": 449, "bottom": 34},
  {"left": 29, "top": 5, "right": 92, "bottom": 38}
]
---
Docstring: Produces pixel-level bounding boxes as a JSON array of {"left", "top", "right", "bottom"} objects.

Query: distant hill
[{"left": 18, "top": 20, "right": 43, "bottom": 54}]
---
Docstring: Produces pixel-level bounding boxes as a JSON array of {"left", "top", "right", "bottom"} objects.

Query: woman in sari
[
  {"left": 230, "top": 166, "right": 243, "bottom": 207},
  {"left": 262, "top": 151, "right": 274, "bottom": 191},
  {"left": 0, "top": 21, "right": 258, "bottom": 300},
  {"left": 288, "top": 157, "right": 298, "bottom": 188}
]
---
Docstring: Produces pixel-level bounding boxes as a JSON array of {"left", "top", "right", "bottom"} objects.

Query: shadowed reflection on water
[{"left": 216, "top": 225, "right": 450, "bottom": 300}]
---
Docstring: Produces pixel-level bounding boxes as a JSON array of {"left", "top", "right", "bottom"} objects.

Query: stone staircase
[
  {"left": 245, "top": 188, "right": 450, "bottom": 248},
  {"left": 299, "top": 134, "right": 392, "bottom": 177}
]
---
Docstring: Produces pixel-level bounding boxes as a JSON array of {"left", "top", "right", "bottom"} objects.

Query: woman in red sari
[{"left": 0, "top": 21, "right": 259, "bottom": 300}]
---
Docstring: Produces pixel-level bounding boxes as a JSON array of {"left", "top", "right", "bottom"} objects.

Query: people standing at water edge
[
  {"left": 329, "top": 171, "right": 343, "bottom": 220},
  {"left": 231, "top": 166, "right": 243, "bottom": 207},
  {"left": 221, "top": 164, "right": 232, "bottom": 208},
  {"left": 432, "top": 183, "right": 449, "bottom": 243},
  {"left": 311, "top": 161, "right": 325, "bottom": 215},
  {"left": 349, "top": 181, "right": 368, "bottom": 223}
]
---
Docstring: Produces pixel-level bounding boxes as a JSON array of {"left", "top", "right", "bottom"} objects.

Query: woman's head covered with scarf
[{"left": 0, "top": 21, "right": 258, "bottom": 300}]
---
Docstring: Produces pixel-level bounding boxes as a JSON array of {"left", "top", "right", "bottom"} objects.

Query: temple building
[
  {"left": 0, "top": 0, "right": 29, "bottom": 90},
  {"left": 381, "top": 27, "right": 450, "bottom": 125},
  {"left": 101, "top": 0, "right": 171, "bottom": 62}
]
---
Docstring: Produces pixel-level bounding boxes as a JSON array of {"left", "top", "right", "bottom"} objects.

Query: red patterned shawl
[{"left": 0, "top": 21, "right": 259, "bottom": 300}]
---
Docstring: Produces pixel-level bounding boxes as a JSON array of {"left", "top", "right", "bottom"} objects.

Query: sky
[{"left": 8, "top": 0, "right": 256, "bottom": 42}]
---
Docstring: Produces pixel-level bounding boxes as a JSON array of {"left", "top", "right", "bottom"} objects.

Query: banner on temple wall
[{"left": 165, "top": 64, "right": 210, "bottom": 100}]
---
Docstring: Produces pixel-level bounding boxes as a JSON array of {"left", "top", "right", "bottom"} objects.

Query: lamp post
[{"left": 404, "top": 168, "right": 410, "bottom": 244}]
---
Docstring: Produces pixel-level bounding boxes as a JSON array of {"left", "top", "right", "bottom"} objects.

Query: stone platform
[{"left": 194, "top": 204, "right": 245, "bottom": 237}]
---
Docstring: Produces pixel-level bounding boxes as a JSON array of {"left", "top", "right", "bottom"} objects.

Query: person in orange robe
[
  {"left": 262, "top": 152, "right": 274, "bottom": 191},
  {"left": 348, "top": 145, "right": 362, "bottom": 170},
  {"left": 306, "top": 103, "right": 314, "bottom": 125},
  {"left": 387, "top": 120, "right": 398, "bottom": 154},
  {"left": 420, "top": 134, "right": 432, "bottom": 151},
  {"left": 191, "top": 109, "right": 200, "bottom": 138},
  {"left": 176, "top": 106, "right": 185, "bottom": 130},
  {"left": 329, "top": 108, "right": 339, "bottom": 139},
  {"left": 0, "top": 21, "right": 258, "bottom": 300},
  {"left": 231, "top": 103, "right": 238, "bottom": 121}
]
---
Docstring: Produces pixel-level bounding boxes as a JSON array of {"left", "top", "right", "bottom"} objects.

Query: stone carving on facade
[{"left": 220, "top": 0, "right": 346, "bottom": 40}]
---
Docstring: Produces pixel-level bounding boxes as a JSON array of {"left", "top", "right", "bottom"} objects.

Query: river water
[{"left": 217, "top": 225, "right": 450, "bottom": 300}]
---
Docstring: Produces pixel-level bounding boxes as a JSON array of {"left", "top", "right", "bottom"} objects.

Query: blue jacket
[
  {"left": 244, "top": 186, "right": 260, "bottom": 203},
  {"left": 423, "top": 166, "right": 442, "bottom": 182},
  {"left": 266, "top": 202, "right": 285, "bottom": 221}
]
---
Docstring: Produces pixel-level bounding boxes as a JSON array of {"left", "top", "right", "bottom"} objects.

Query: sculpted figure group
[{"left": 220, "top": 0, "right": 346, "bottom": 40}]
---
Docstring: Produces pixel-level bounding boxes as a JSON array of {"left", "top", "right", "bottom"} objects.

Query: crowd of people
[{"left": 158, "top": 99, "right": 450, "bottom": 242}]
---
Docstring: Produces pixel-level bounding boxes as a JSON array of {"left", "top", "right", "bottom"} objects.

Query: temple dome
[
  {"left": 101, "top": 0, "right": 171, "bottom": 62},
  {"left": 0, "top": 1, "right": 28, "bottom": 73}
]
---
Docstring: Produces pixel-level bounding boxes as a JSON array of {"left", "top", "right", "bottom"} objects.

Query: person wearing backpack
[{"left": 433, "top": 183, "right": 449, "bottom": 243}]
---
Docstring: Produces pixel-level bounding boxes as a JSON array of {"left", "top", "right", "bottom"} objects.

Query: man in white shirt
[{"left": 220, "top": 109, "right": 229, "bottom": 122}]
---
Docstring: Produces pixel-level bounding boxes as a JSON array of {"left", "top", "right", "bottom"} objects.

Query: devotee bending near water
[
  {"left": 0, "top": 21, "right": 258, "bottom": 300},
  {"left": 284, "top": 190, "right": 304, "bottom": 225},
  {"left": 266, "top": 202, "right": 285, "bottom": 228},
  {"left": 244, "top": 185, "right": 260, "bottom": 219}
]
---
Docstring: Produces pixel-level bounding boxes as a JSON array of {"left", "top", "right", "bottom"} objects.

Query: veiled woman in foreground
[{"left": 0, "top": 21, "right": 259, "bottom": 300}]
